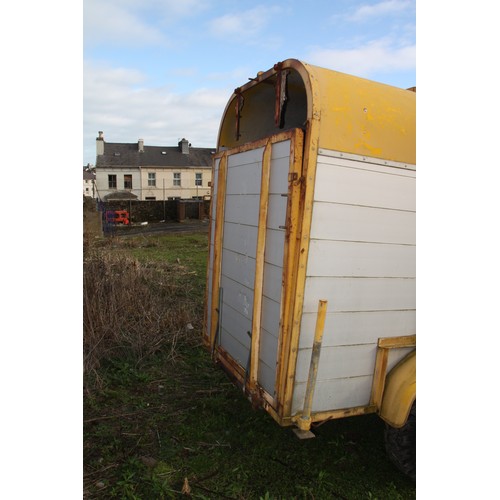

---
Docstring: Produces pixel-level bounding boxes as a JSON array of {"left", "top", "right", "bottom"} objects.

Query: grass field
[{"left": 83, "top": 230, "right": 416, "bottom": 499}]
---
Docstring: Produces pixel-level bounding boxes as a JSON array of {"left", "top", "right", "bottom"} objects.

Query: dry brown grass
[{"left": 83, "top": 245, "right": 199, "bottom": 392}]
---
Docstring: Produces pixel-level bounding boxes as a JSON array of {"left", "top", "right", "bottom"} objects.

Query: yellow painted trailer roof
[{"left": 217, "top": 59, "right": 415, "bottom": 166}]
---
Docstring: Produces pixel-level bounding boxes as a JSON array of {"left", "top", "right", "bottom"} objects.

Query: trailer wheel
[{"left": 384, "top": 400, "right": 416, "bottom": 480}]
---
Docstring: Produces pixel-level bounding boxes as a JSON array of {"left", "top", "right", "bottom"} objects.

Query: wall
[
  {"left": 98, "top": 199, "right": 211, "bottom": 223},
  {"left": 140, "top": 167, "right": 212, "bottom": 200}
]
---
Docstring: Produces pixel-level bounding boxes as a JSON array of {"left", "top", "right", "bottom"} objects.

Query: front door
[{"left": 207, "top": 128, "right": 303, "bottom": 407}]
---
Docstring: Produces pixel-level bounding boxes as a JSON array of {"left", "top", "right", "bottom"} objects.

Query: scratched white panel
[
  {"left": 226, "top": 162, "right": 262, "bottom": 195},
  {"left": 218, "top": 148, "right": 261, "bottom": 368},
  {"left": 299, "top": 310, "right": 416, "bottom": 348},
  {"left": 220, "top": 325, "right": 251, "bottom": 367},
  {"left": 267, "top": 194, "right": 288, "bottom": 230},
  {"left": 262, "top": 262, "right": 284, "bottom": 304},
  {"left": 294, "top": 344, "right": 377, "bottom": 383},
  {"left": 264, "top": 229, "right": 285, "bottom": 268},
  {"left": 224, "top": 194, "right": 260, "bottom": 226},
  {"left": 221, "top": 248, "right": 256, "bottom": 289},
  {"left": 292, "top": 376, "right": 373, "bottom": 414},
  {"left": 314, "top": 157, "right": 416, "bottom": 210},
  {"left": 261, "top": 297, "right": 281, "bottom": 338},
  {"left": 259, "top": 326, "right": 279, "bottom": 373},
  {"left": 291, "top": 150, "right": 416, "bottom": 414},
  {"left": 220, "top": 275, "right": 254, "bottom": 323},
  {"left": 222, "top": 222, "right": 258, "bottom": 259},
  {"left": 269, "top": 156, "right": 290, "bottom": 194},
  {"left": 215, "top": 139, "right": 292, "bottom": 396},
  {"left": 291, "top": 346, "right": 414, "bottom": 414},
  {"left": 228, "top": 147, "right": 264, "bottom": 168},
  {"left": 218, "top": 274, "right": 253, "bottom": 364},
  {"left": 258, "top": 140, "right": 290, "bottom": 394},
  {"left": 271, "top": 139, "right": 291, "bottom": 160},
  {"left": 306, "top": 240, "right": 416, "bottom": 278},
  {"left": 258, "top": 361, "right": 276, "bottom": 396},
  {"left": 219, "top": 302, "right": 252, "bottom": 348},
  {"left": 302, "top": 277, "right": 415, "bottom": 313},
  {"left": 310, "top": 202, "right": 415, "bottom": 245}
]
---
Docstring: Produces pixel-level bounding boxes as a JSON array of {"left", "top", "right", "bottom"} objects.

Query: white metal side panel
[
  {"left": 218, "top": 147, "right": 263, "bottom": 366},
  {"left": 292, "top": 152, "right": 416, "bottom": 415},
  {"left": 206, "top": 157, "right": 220, "bottom": 339},
  {"left": 258, "top": 141, "right": 290, "bottom": 394},
  {"left": 216, "top": 139, "right": 292, "bottom": 395}
]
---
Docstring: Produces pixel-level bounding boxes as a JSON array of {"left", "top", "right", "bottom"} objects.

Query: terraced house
[{"left": 94, "top": 131, "right": 214, "bottom": 202}]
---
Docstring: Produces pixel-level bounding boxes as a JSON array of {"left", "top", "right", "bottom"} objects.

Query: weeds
[
  {"left": 83, "top": 244, "right": 200, "bottom": 392},
  {"left": 83, "top": 220, "right": 415, "bottom": 499}
]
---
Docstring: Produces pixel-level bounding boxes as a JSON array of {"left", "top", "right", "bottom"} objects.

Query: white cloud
[
  {"left": 348, "top": 0, "right": 415, "bottom": 21},
  {"left": 83, "top": 61, "right": 228, "bottom": 163},
  {"left": 84, "top": 0, "right": 210, "bottom": 47},
  {"left": 306, "top": 39, "right": 415, "bottom": 79},
  {"left": 209, "top": 6, "right": 282, "bottom": 40},
  {"left": 84, "top": 0, "right": 169, "bottom": 46}
]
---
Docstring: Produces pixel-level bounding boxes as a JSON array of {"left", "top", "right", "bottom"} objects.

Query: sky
[
  {"left": 83, "top": 0, "right": 416, "bottom": 166},
  {"left": 5, "top": 3, "right": 500, "bottom": 496}
]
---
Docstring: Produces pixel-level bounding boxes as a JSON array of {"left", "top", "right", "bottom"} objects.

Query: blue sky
[{"left": 83, "top": 0, "right": 416, "bottom": 165}]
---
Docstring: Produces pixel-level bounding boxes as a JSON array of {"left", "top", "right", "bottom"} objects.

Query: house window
[
  {"left": 195, "top": 173, "right": 202, "bottom": 186},
  {"left": 148, "top": 173, "right": 156, "bottom": 187},
  {"left": 108, "top": 174, "right": 117, "bottom": 189},
  {"left": 173, "top": 173, "right": 181, "bottom": 186},
  {"left": 124, "top": 174, "right": 133, "bottom": 189},
  {"left": 145, "top": 196, "right": 156, "bottom": 201}
]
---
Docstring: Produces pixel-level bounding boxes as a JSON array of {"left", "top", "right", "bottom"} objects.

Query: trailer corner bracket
[{"left": 292, "top": 427, "right": 316, "bottom": 440}]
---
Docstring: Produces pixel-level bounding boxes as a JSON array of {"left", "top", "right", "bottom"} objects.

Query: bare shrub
[{"left": 83, "top": 247, "right": 200, "bottom": 390}]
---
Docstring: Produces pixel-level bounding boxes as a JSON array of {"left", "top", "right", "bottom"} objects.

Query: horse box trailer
[{"left": 203, "top": 59, "right": 416, "bottom": 478}]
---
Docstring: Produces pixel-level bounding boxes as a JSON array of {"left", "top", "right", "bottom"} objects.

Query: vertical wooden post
[
  {"left": 248, "top": 140, "right": 272, "bottom": 393},
  {"left": 209, "top": 152, "right": 228, "bottom": 350},
  {"left": 297, "top": 299, "right": 328, "bottom": 431}
]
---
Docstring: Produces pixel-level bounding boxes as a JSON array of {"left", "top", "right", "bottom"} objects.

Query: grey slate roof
[
  {"left": 96, "top": 142, "right": 215, "bottom": 168},
  {"left": 83, "top": 170, "right": 95, "bottom": 180}
]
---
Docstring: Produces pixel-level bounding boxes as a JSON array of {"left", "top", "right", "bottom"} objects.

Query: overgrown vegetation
[{"left": 83, "top": 220, "right": 416, "bottom": 499}]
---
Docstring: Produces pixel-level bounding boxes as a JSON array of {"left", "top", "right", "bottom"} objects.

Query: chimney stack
[
  {"left": 138, "top": 138, "right": 144, "bottom": 152},
  {"left": 96, "top": 131, "right": 104, "bottom": 156},
  {"left": 178, "top": 138, "right": 189, "bottom": 154}
]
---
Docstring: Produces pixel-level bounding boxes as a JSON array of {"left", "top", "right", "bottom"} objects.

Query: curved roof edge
[{"left": 217, "top": 59, "right": 415, "bottom": 166}]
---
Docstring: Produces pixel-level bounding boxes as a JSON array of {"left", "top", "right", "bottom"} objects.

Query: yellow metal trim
[
  {"left": 307, "top": 61, "right": 416, "bottom": 165},
  {"left": 275, "top": 129, "right": 304, "bottom": 412},
  {"left": 217, "top": 59, "right": 415, "bottom": 166},
  {"left": 282, "top": 67, "right": 322, "bottom": 418},
  {"left": 203, "top": 156, "right": 218, "bottom": 344},
  {"left": 378, "top": 334, "right": 416, "bottom": 349},
  {"left": 291, "top": 405, "right": 378, "bottom": 428},
  {"left": 371, "top": 344, "right": 389, "bottom": 409},
  {"left": 248, "top": 140, "right": 272, "bottom": 392},
  {"left": 208, "top": 129, "right": 304, "bottom": 415},
  {"left": 208, "top": 152, "right": 228, "bottom": 350},
  {"left": 380, "top": 350, "right": 416, "bottom": 428},
  {"left": 296, "top": 300, "right": 328, "bottom": 431},
  {"left": 370, "top": 334, "right": 416, "bottom": 409}
]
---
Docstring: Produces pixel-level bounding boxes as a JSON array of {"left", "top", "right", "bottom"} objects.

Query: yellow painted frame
[
  {"left": 206, "top": 58, "right": 416, "bottom": 429},
  {"left": 206, "top": 129, "right": 305, "bottom": 410}
]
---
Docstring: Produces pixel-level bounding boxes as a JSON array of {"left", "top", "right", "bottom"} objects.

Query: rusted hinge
[
  {"left": 274, "top": 62, "right": 289, "bottom": 128},
  {"left": 234, "top": 87, "right": 244, "bottom": 140},
  {"left": 288, "top": 172, "right": 303, "bottom": 185}
]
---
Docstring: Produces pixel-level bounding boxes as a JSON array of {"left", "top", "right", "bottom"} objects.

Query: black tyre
[{"left": 384, "top": 400, "right": 416, "bottom": 480}]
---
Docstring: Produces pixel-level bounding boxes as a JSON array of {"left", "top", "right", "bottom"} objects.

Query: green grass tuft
[{"left": 83, "top": 229, "right": 416, "bottom": 499}]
